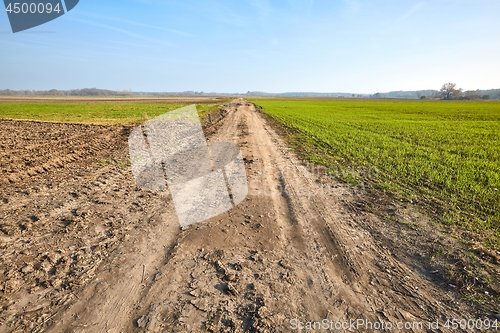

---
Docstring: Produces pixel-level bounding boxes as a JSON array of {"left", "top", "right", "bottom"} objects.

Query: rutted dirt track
[{"left": 0, "top": 99, "right": 487, "bottom": 332}]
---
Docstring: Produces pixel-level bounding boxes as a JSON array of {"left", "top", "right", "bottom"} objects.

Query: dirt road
[{"left": 0, "top": 99, "right": 485, "bottom": 332}]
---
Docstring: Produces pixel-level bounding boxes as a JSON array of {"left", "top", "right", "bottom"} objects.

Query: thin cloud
[
  {"left": 75, "top": 12, "right": 195, "bottom": 37},
  {"left": 342, "top": 0, "right": 362, "bottom": 16},
  {"left": 396, "top": 2, "right": 425, "bottom": 24},
  {"left": 248, "top": 0, "right": 273, "bottom": 17},
  {"left": 70, "top": 18, "right": 174, "bottom": 46}
]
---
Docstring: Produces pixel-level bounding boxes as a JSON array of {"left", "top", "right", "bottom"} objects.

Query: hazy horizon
[{"left": 2, "top": 0, "right": 500, "bottom": 93}]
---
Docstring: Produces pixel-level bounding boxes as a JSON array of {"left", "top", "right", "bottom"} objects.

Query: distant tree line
[
  {"left": 373, "top": 90, "right": 438, "bottom": 99},
  {"left": 1, "top": 87, "right": 499, "bottom": 99},
  {"left": 438, "top": 83, "right": 499, "bottom": 100},
  {"left": 0, "top": 89, "right": 232, "bottom": 97},
  {"left": 373, "top": 86, "right": 500, "bottom": 100},
  {"left": 0, "top": 88, "right": 133, "bottom": 96}
]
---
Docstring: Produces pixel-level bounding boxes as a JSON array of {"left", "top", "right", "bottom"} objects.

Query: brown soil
[{"left": 0, "top": 99, "right": 497, "bottom": 333}]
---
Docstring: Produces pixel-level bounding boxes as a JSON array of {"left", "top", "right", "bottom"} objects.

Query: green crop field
[
  {"left": 0, "top": 102, "right": 225, "bottom": 124},
  {"left": 251, "top": 99, "right": 500, "bottom": 248}
]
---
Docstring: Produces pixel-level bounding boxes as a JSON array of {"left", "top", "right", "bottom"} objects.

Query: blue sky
[{"left": 1, "top": 0, "right": 499, "bottom": 93}]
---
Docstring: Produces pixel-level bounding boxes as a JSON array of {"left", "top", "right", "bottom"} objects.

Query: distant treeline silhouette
[
  {"left": 0, "top": 88, "right": 133, "bottom": 96},
  {"left": 374, "top": 89, "right": 500, "bottom": 100},
  {"left": 0, "top": 88, "right": 499, "bottom": 99}
]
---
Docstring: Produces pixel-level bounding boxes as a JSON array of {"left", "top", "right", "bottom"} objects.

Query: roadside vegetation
[{"left": 251, "top": 99, "right": 500, "bottom": 250}]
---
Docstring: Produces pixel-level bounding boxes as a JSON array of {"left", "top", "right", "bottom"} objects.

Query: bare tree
[{"left": 439, "top": 83, "right": 463, "bottom": 100}]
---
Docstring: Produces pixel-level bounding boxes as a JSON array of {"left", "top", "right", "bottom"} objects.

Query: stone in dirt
[{"left": 135, "top": 315, "right": 149, "bottom": 328}]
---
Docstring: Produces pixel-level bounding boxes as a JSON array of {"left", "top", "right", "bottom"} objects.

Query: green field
[
  {"left": 0, "top": 102, "right": 225, "bottom": 124},
  {"left": 251, "top": 99, "right": 500, "bottom": 248}
]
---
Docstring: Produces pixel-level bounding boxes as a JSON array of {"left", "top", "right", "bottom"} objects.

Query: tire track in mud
[
  {"left": 0, "top": 101, "right": 484, "bottom": 332},
  {"left": 107, "top": 99, "right": 479, "bottom": 332},
  {"left": 252, "top": 102, "right": 481, "bottom": 327},
  {"left": 0, "top": 119, "right": 176, "bottom": 333},
  {"left": 0, "top": 120, "right": 126, "bottom": 185}
]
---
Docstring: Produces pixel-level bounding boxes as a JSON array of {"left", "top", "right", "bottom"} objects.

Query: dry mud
[{"left": 0, "top": 99, "right": 494, "bottom": 332}]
